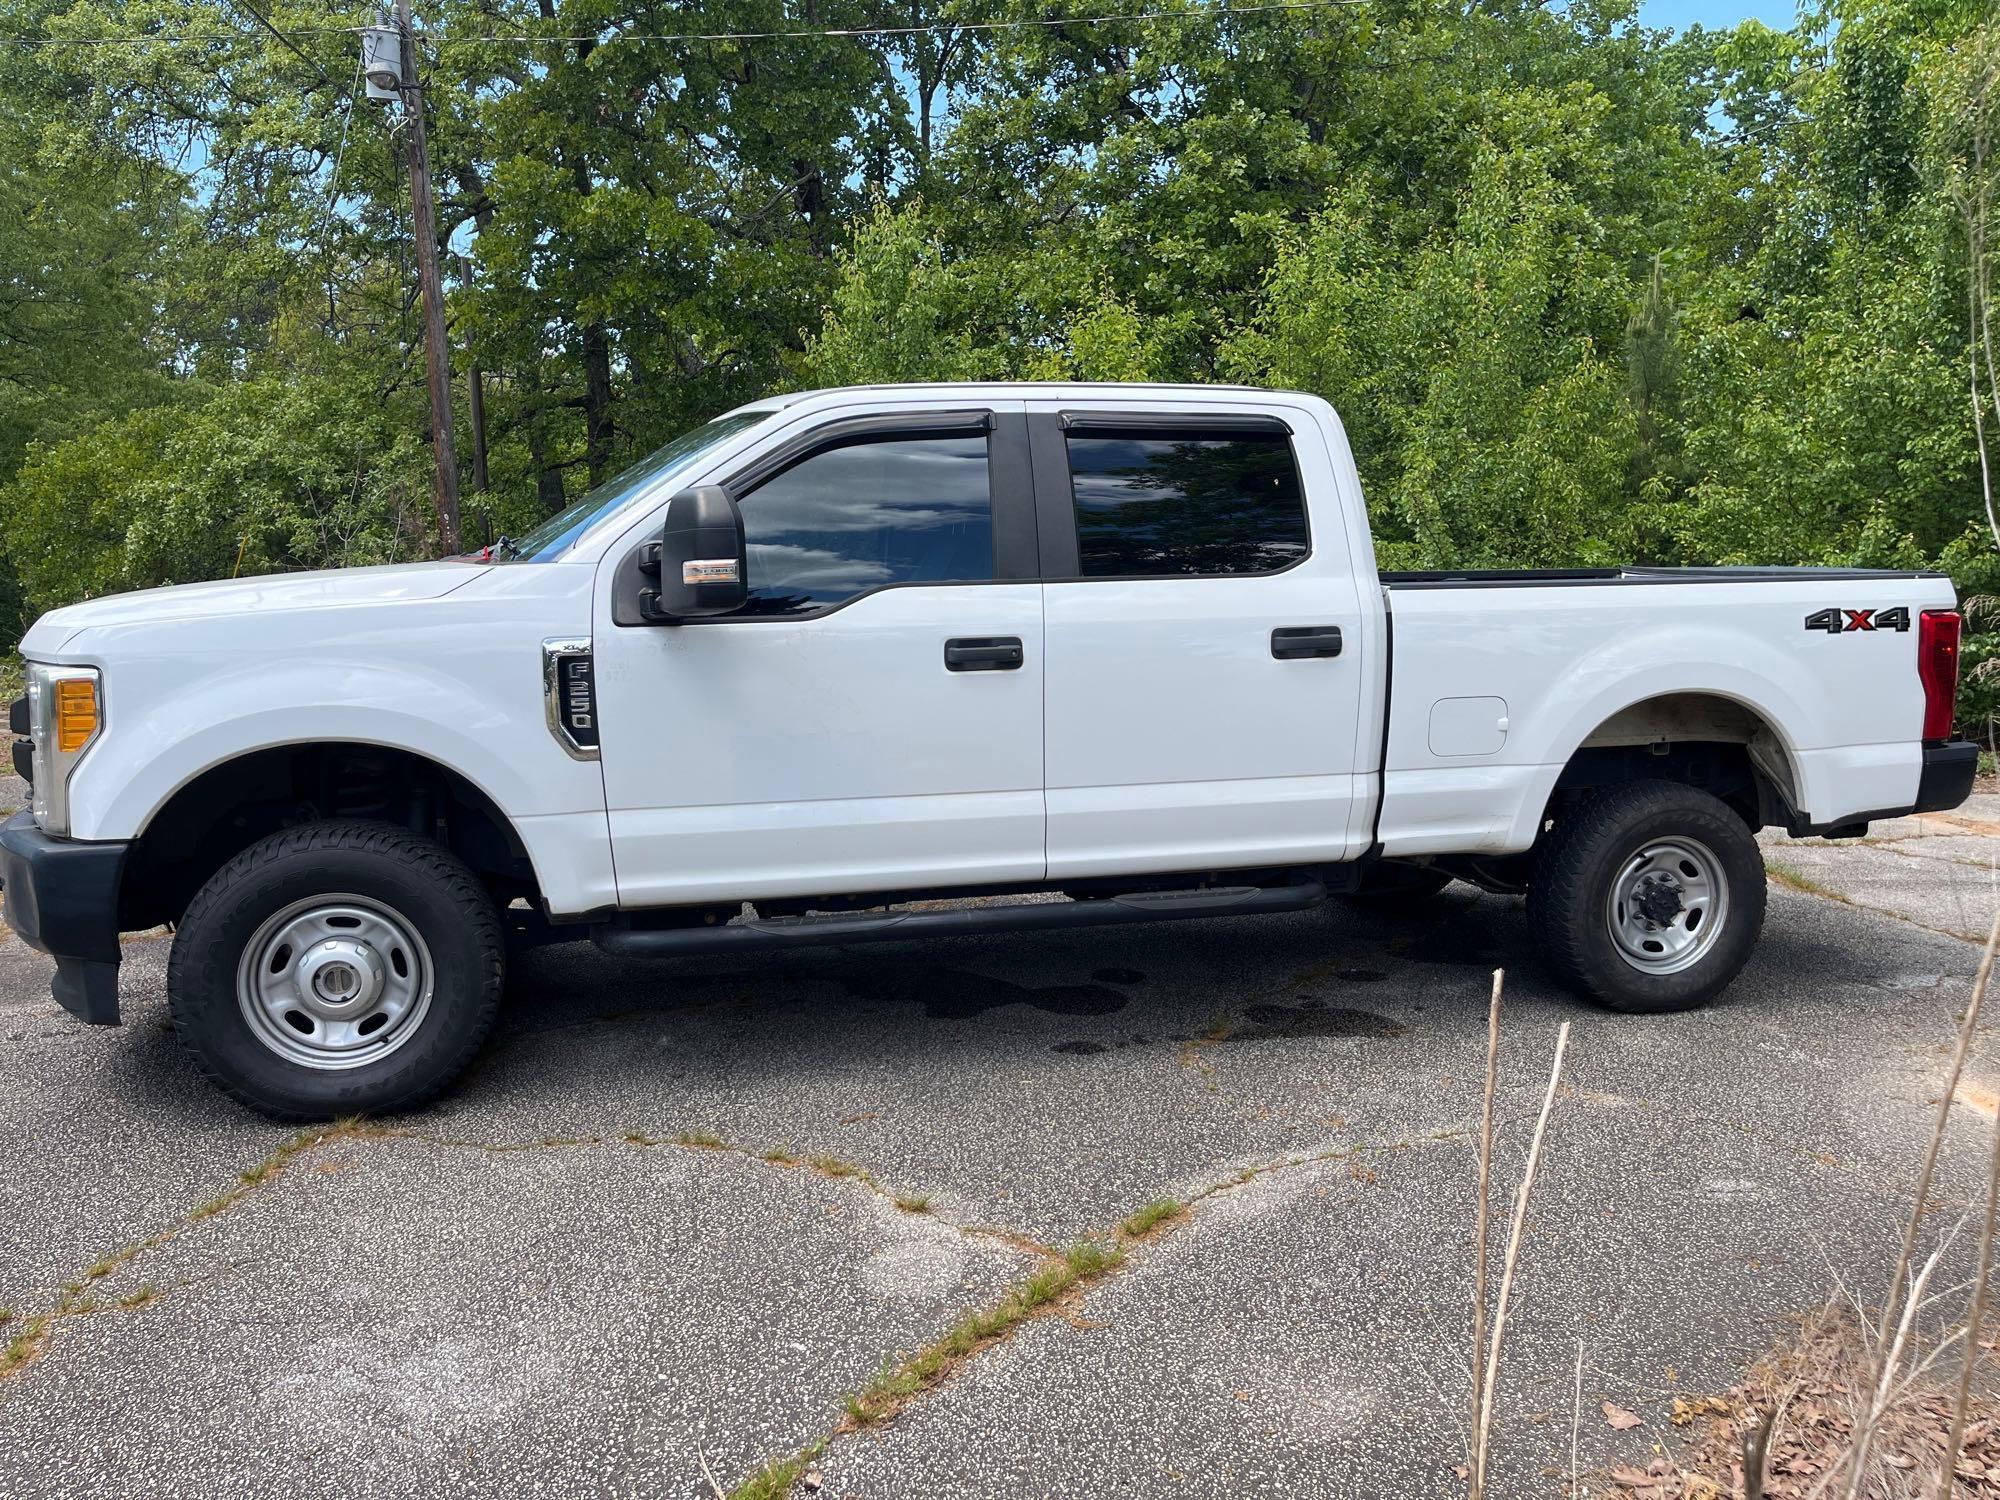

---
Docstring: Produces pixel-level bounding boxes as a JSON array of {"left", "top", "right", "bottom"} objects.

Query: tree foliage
[{"left": 2, "top": 0, "right": 1999, "bottom": 721}]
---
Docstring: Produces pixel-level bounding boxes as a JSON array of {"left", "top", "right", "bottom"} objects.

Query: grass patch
[
  {"left": 1765, "top": 858, "right": 1844, "bottom": 900},
  {"left": 0, "top": 1314, "right": 50, "bottom": 1378},
  {"left": 894, "top": 1192, "right": 932, "bottom": 1214},
  {"left": 808, "top": 1154, "right": 874, "bottom": 1185},
  {"left": 727, "top": 1439, "right": 824, "bottom": 1500},
  {"left": 674, "top": 1130, "right": 725, "bottom": 1150},
  {"left": 761, "top": 1145, "right": 799, "bottom": 1165},
  {"left": 115, "top": 1286, "right": 158, "bottom": 1311},
  {"left": 1120, "top": 1199, "right": 1184, "bottom": 1238},
  {"left": 840, "top": 1239, "right": 1127, "bottom": 1429}
]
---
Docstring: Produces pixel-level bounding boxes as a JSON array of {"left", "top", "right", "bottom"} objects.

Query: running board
[{"left": 591, "top": 880, "right": 1327, "bottom": 959}]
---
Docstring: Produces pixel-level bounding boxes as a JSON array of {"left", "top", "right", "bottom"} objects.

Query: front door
[
  {"left": 593, "top": 406, "right": 1046, "bottom": 908},
  {"left": 1028, "top": 402, "right": 1371, "bottom": 879}
]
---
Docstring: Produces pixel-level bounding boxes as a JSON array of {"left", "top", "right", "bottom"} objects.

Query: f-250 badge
[{"left": 1804, "top": 606, "right": 1911, "bottom": 633}]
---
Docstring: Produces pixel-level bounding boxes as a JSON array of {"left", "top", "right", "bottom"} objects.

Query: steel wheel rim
[
  {"left": 1604, "top": 835, "right": 1729, "bottom": 976},
  {"left": 236, "top": 893, "right": 434, "bottom": 1070}
]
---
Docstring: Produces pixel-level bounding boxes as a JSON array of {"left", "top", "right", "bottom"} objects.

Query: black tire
[
  {"left": 1338, "top": 865, "right": 1455, "bottom": 904},
  {"left": 167, "top": 821, "right": 504, "bottom": 1120},
  {"left": 1527, "top": 779, "right": 1765, "bottom": 1013}
]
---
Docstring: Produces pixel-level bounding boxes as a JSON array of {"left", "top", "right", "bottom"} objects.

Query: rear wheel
[
  {"left": 1527, "top": 780, "right": 1765, "bottom": 1013},
  {"left": 168, "top": 821, "right": 504, "bottom": 1120}
]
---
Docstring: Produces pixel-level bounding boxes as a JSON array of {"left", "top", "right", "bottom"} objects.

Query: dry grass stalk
[
  {"left": 1849, "top": 905, "right": 2000, "bottom": 1495},
  {"left": 1942, "top": 1058, "right": 2000, "bottom": 1492},
  {"left": 1471, "top": 1017, "right": 1571, "bottom": 1497},
  {"left": 1467, "top": 967, "right": 1504, "bottom": 1496},
  {"left": 1624, "top": 1300, "right": 2000, "bottom": 1500},
  {"left": 1572, "top": 1336, "right": 1586, "bottom": 1498}
]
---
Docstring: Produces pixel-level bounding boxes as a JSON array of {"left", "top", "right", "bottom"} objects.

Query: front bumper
[{"left": 0, "top": 808, "right": 129, "bottom": 1024}]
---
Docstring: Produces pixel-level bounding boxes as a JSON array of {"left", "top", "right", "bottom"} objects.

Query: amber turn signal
[{"left": 54, "top": 677, "right": 97, "bottom": 753}]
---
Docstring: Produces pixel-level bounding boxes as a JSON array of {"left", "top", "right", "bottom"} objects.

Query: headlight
[{"left": 25, "top": 662, "right": 101, "bottom": 836}]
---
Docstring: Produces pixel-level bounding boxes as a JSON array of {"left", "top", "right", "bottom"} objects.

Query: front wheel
[
  {"left": 168, "top": 821, "right": 504, "bottom": 1120},
  {"left": 1527, "top": 780, "right": 1766, "bottom": 1014}
]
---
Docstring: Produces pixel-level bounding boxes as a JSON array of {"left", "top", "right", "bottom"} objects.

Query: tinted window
[
  {"left": 1065, "top": 428, "right": 1309, "bottom": 578},
  {"left": 735, "top": 434, "right": 993, "bottom": 615}
]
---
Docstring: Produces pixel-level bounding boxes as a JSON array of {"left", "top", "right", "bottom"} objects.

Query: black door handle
[
  {"left": 1271, "top": 625, "right": 1343, "bottom": 660},
  {"left": 945, "top": 636, "right": 1024, "bottom": 672}
]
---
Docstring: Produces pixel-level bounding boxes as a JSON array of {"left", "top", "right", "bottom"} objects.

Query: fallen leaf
[
  {"left": 1609, "top": 1466, "right": 1653, "bottom": 1487},
  {"left": 1605, "top": 1401, "right": 1645, "bottom": 1431},
  {"left": 1883, "top": 1453, "right": 1915, "bottom": 1470},
  {"left": 1453, "top": 1464, "right": 1469, "bottom": 1481},
  {"left": 802, "top": 1473, "right": 823, "bottom": 1493}
]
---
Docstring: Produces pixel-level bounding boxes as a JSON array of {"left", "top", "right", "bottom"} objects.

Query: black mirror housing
[{"left": 639, "top": 485, "right": 747, "bottom": 622}]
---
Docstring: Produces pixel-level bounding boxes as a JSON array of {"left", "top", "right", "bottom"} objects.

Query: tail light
[{"left": 1918, "top": 609, "right": 1962, "bottom": 741}]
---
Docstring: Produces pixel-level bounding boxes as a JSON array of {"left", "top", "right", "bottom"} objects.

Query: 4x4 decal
[{"left": 1804, "top": 606, "right": 1911, "bottom": 634}]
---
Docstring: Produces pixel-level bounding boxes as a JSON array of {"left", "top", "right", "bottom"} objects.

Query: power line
[
  {"left": 232, "top": 0, "right": 331, "bottom": 82},
  {"left": 0, "top": 0, "right": 1371, "bottom": 49}
]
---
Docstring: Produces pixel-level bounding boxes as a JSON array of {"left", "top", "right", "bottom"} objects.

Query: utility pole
[
  {"left": 396, "top": 0, "right": 461, "bottom": 552},
  {"left": 456, "top": 255, "right": 490, "bottom": 499}
]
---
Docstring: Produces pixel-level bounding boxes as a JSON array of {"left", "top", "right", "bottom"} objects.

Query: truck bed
[
  {"left": 1382, "top": 565, "right": 1950, "bottom": 588},
  {"left": 1372, "top": 564, "right": 1959, "bottom": 859}
]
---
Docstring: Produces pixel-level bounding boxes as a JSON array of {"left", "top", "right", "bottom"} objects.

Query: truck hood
[{"left": 21, "top": 561, "right": 483, "bottom": 655}]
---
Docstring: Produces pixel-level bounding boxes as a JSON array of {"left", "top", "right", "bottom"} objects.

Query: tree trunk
[{"left": 581, "top": 321, "right": 614, "bottom": 485}]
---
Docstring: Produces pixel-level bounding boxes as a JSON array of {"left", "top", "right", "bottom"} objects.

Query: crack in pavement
[
  {"left": 0, "top": 1118, "right": 385, "bottom": 1380},
  {"left": 0, "top": 1118, "right": 1057, "bottom": 1391},
  {"left": 726, "top": 1130, "right": 1468, "bottom": 1499}
]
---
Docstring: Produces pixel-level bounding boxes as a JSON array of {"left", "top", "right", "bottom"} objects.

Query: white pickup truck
[{"left": 0, "top": 383, "right": 1976, "bottom": 1118}]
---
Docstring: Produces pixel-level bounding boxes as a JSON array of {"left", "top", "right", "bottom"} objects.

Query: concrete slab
[
  {"left": 0, "top": 861, "right": 1996, "bottom": 1496},
  {"left": 0, "top": 931, "right": 291, "bottom": 1322},
  {"left": 1761, "top": 840, "right": 2000, "bottom": 940},
  {"left": 0, "top": 1132, "right": 1037, "bottom": 1499}
]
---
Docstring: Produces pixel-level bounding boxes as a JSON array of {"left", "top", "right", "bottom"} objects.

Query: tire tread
[
  {"left": 1526, "top": 779, "right": 1765, "bottom": 1013},
  {"left": 167, "top": 820, "right": 502, "bottom": 1120}
]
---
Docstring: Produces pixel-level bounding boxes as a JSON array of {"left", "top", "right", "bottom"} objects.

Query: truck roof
[{"left": 735, "top": 380, "right": 1314, "bottom": 413}]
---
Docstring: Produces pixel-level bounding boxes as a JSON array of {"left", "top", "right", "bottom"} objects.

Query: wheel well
[
  {"left": 1546, "top": 693, "right": 1800, "bottom": 833},
  {"left": 120, "top": 743, "right": 541, "bottom": 930}
]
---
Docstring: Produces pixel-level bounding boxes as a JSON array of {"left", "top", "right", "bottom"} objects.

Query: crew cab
[{"left": 0, "top": 383, "right": 1977, "bottom": 1118}]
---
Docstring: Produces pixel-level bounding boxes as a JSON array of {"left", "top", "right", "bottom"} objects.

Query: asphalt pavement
[{"left": 3, "top": 798, "right": 1998, "bottom": 1498}]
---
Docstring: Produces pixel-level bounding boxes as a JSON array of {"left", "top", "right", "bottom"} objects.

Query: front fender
[{"left": 62, "top": 640, "right": 602, "bottom": 844}]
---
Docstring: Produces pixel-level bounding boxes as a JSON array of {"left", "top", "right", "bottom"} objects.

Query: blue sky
[{"left": 1637, "top": 0, "right": 1800, "bottom": 29}]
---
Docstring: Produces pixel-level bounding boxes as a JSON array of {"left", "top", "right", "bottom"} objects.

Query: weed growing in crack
[
  {"left": 2, "top": 1116, "right": 385, "bottom": 1386},
  {"left": 726, "top": 1438, "right": 825, "bottom": 1500},
  {"left": 894, "top": 1192, "right": 933, "bottom": 1214},
  {"left": 809, "top": 1155, "right": 875, "bottom": 1185},
  {"left": 0, "top": 1315, "right": 50, "bottom": 1377},
  {"left": 1120, "top": 1199, "right": 1184, "bottom": 1238},
  {"left": 1764, "top": 858, "right": 1843, "bottom": 901},
  {"left": 762, "top": 1146, "right": 799, "bottom": 1165},
  {"left": 675, "top": 1131, "right": 726, "bottom": 1150},
  {"left": 840, "top": 1239, "right": 1128, "bottom": 1428}
]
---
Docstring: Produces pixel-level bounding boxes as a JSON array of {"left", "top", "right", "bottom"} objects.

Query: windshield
[{"left": 494, "top": 411, "right": 773, "bottom": 561}]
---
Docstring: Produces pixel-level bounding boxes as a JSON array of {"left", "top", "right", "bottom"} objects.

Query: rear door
[{"left": 1027, "top": 401, "right": 1370, "bottom": 879}]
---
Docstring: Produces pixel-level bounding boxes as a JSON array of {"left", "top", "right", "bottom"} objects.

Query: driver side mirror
[{"left": 638, "top": 485, "right": 747, "bottom": 623}]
